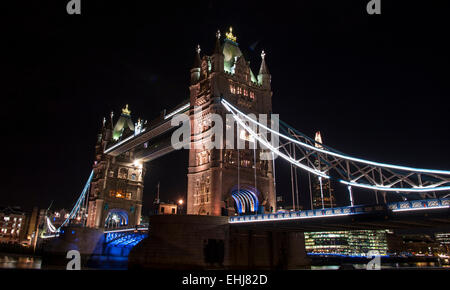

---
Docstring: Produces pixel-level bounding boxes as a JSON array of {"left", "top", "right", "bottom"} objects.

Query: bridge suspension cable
[
  {"left": 46, "top": 170, "right": 94, "bottom": 233},
  {"left": 221, "top": 98, "right": 450, "bottom": 195}
]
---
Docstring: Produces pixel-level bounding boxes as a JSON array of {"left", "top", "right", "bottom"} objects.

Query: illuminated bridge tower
[
  {"left": 86, "top": 105, "right": 146, "bottom": 229},
  {"left": 187, "top": 28, "right": 276, "bottom": 216}
]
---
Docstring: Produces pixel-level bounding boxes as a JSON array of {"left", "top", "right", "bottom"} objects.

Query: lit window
[
  {"left": 230, "top": 84, "right": 235, "bottom": 94},
  {"left": 250, "top": 91, "right": 255, "bottom": 100},
  {"left": 243, "top": 89, "right": 248, "bottom": 96},
  {"left": 4, "top": 217, "right": 10, "bottom": 221}
]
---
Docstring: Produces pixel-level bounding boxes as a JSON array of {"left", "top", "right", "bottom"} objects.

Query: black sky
[{"left": 3, "top": 0, "right": 450, "bottom": 212}]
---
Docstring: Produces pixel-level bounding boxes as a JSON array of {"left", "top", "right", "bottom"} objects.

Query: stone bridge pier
[{"left": 128, "top": 215, "right": 310, "bottom": 269}]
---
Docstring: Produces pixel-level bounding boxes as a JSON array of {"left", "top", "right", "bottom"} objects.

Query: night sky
[{"left": 3, "top": 1, "right": 450, "bottom": 213}]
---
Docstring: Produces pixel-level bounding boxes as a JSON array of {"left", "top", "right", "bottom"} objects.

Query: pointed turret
[
  {"left": 259, "top": 50, "right": 270, "bottom": 74},
  {"left": 190, "top": 45, "right": 202, "bottom": 84},
  {"left": 100, "top": 111, "right": 114, "bottom": 142},
  {"left": 96, "top": 117, "right": 106, "bottom": 144},
  {"left": 257, "top": 50, "right": 271, "bottom": 88},
  {"left": 213, "top": 30, "right": 221, "bottom": 54},
  {"left": 211, "top": 30, "right": 224, "bottom": 73},
  {"left": 193, "top": 44, "right": 201, "bottom": 68}
]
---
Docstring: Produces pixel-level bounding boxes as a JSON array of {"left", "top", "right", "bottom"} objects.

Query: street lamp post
[{"left": 178, "top": 199, "right": 184, "bottom": 215}]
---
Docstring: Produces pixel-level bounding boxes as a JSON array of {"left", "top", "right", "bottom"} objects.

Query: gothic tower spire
[
  {"left": 190, "top": 45, "right": 202, "bottom": 84},
  {"left": 258, "top": 50, "right": 271, "bottom": 88},
  {"left": 213, "top": 30, "right": 221, "bottom": 54},
  {"left": 211, "top": 30, "right": 224, "bottom": 73},
  {"left": 259, "top": 50, "right": 270, "bottom": 74}
]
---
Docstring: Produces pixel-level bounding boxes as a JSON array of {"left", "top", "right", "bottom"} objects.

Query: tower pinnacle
[
  {"left": 225, "top": 27, "right": 237, "bottom": 43},
  {"left": 193, "top": 44, "right": 202, "bottom": 68},
  {"left": 122, "top": 104, "right": 131, "bottom": 116},
  {"left": 259, "top": 50, "right": 270, "bottom": 75},
  {"left": 213, "top": 30, "right": 222, "bottom": 54}
]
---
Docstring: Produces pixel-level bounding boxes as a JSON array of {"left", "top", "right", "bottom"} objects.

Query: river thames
[{"left": 1, "top": 253, "right": 448, "bottom": 270}]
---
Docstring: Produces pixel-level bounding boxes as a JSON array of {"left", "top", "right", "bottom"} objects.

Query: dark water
[
  {"left": 0, "top": 253, "right": 42, "bottom": 269},
  {"left": 1, "top": 253, "right": 448, "bottom": 270},
  {"left": 311, "top": 263, "right": 450, "bottom": 270},
  {"left": 0, "top": 252, "right": 128, "bottom": 270}
]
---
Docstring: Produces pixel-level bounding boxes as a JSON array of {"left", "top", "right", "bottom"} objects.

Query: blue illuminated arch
[
  {"left": 105, "top": 209, "right": 129, "bottom": 229},
  {"left": 231, "top": 185, "right": 260, "bottom": 215}
]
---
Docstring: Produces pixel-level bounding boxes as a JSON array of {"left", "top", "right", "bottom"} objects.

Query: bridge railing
[
  {"left": 229, "top": 198, "right": 450, "bottom": 223},
  {"left": 388, "top": 198, "right": 450, "bottom": 212},
  {"left": 103, "top": 225, "right": 149, "bottom": 234}
]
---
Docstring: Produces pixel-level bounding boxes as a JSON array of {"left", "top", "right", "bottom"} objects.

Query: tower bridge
[
  {"left": 77, "top": 27, "right": 277, "bottom": 230},
  {"left": 42, "top": 28, "right": 450, "bottom": 269}
]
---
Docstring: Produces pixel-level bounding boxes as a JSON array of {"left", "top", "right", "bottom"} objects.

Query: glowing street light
[
  {"left": 133, "top": 159, "right": 143, "bottom": 168},
  {"left": 178, "top": 199, "right": 184, "bottom": 215}
]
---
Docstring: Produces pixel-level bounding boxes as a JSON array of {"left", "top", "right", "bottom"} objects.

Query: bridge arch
[
  {"left": 230, "top": 185, "right": 260, "bottom": 215},
  {"left": 104, "top": 209, "right": 129, "bottom": 229}
]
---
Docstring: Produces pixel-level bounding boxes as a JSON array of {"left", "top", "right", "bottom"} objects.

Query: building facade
[
  {"left": 0, "top": 206, "right": 41, "bottom": 246},
  {"left": 0, "top": 207, "right": 27, "bottom": 244},
  {"left": 187, "top": 28, "right": 276, "bottom": 216}
]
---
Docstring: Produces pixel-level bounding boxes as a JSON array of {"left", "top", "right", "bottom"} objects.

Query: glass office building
[{"left": 305, "top": 230, "right": 389, "bottom": 256}]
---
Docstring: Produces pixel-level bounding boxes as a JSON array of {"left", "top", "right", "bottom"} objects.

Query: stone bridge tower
[
  {"left": 86, "top": 106, "right": 146, "bottom": 229},
  {"left": 187, "top": 28, "right": 276, "bottom": 216}
]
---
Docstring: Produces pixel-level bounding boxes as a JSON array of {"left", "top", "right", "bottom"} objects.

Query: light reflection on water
[
  {"left": 0, "top": 254, "right": 42, "bottom": 269},
  {"left": 311, "top": 262, "right": 447, "bottom": 270},
  {"left": 0, "top": 253, "right": 448, "bottom": 270}
]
